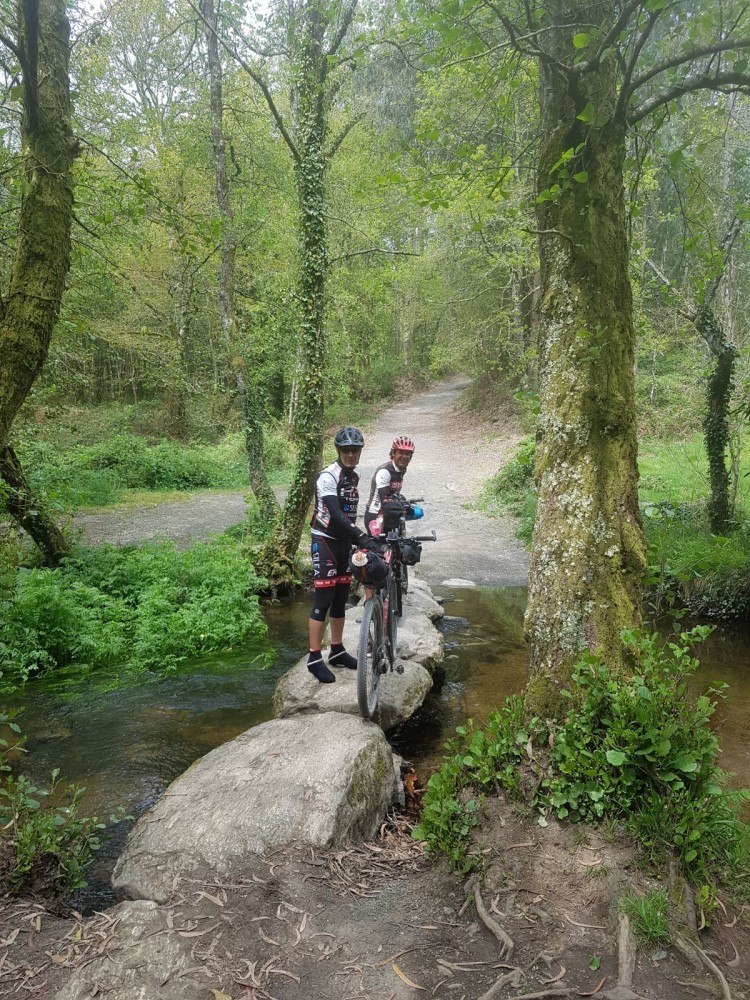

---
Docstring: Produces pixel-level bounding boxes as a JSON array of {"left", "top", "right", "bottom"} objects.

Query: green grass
[{"left": 620, "top": 889, "right": 670, "bottom": 945}]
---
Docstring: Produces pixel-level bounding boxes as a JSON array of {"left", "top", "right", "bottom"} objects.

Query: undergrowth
[
  {"left": 414, "top": 626, "right": 750, "bottom": 901},
  {"left": 0, "top": 712, "right": 106, "bottom": 896},
  {"left": 478, "top": 437, "right": 535, "bottom": 545},
  {"left": 0, "top": 537, "right": 268, "bottom": 688}
]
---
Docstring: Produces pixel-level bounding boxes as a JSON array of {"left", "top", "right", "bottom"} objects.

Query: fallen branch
[{"left": 474, "top": 883, "right": 514, "bottom": 958}]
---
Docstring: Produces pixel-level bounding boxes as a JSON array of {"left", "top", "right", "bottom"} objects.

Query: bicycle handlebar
[{"left": 410, "top": 531, "right": 437, "bottom": 542}]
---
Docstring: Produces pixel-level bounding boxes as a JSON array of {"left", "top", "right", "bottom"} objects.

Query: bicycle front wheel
[
  {"left": 386, "top": 573, "right": 398, "bottom": 664},
  {"left": 357, "top": 596, "right": 383, "bottom": 720}
]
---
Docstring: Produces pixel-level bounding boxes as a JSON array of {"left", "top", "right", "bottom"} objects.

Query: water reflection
[{"left": 391, "top": 586, "right": 529, "bottom": 771}]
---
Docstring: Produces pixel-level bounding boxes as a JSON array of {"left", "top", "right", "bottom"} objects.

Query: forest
[{"left": 2, "top": 0, "right": 750, "bottom": 961}]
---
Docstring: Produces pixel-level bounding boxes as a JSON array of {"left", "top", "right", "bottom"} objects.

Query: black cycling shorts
[{"left": 311, "top": 536, "right": 352, "bottom": 589}]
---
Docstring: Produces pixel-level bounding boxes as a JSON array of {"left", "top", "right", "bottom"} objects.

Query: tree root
[
  {"left": 473, "top": 881, "right": 514, "bottom": 958},
  {"left": 477, "top": 967, "right": 523, "bottom": 999},
  {"left": 674, "top": 935, "right": 732, "bottom": 1000}
]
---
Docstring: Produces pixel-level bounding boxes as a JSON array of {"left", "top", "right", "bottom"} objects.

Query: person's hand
[{"left": 357, "top": 533, "right": 380, "bottom": 551}]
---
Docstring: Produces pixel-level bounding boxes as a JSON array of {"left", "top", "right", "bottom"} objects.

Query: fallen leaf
[
  {"left": 393, "top": 963, "right": 426, "bottom": 990},
  {"left": 543, "top": 965, "right": 566, "bottom": 984},
  {"left": 726, "top": 940, "right": 741, "bottom": 968},
  {"left": 211, "top": 991, "right": 232, "bottom": 1000},
  {"left": 579, "top": 975, "right": 607, "bottom": 996}
]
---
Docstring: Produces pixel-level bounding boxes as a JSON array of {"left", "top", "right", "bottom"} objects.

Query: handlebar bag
[{"left": 401, "top": 538, "right": 422, "bottom": 565}]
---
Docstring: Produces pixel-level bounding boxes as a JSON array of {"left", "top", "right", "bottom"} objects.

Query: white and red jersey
[
  {"left": 366, "top": 461, "right": 404, "bottom": 517},
  {"left": 310, "top": 461, "right": 360, "bottom": 541}
]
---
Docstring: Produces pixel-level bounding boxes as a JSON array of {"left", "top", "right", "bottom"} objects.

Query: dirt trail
[{"left": 75, "top": 376, "right": 529, "bottom": 585}]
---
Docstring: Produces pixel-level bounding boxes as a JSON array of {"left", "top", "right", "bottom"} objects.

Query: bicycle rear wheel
[{"left": 357, "top": 596, "right": 383, "bottom": 719}]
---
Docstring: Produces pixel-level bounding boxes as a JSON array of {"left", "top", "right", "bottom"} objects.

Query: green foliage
[
  {"left": 415, "top": 629, "right": 750, "bottom": 895},
  {"left": 479, "top": 437, "right": 536, "bottom": 544},
  {"left": 0, "top": 538, "right": 267, "bottom": 687},
  {"left": 0, "top": 770, "right": 105, "bottom": 894},
  {"left": 619, "top": 889, "right": 670, "bottom": 945},
  {"left": 412, "top": 696, "right": 535, "bottom": 870}
]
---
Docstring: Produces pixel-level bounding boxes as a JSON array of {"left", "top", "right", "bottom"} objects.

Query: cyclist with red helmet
[
  {"left": 307, "top": 426, "right": 375, "bottom": 684},
  {"left": 365, "top": 435, "right": 416, "bottom": 536}
]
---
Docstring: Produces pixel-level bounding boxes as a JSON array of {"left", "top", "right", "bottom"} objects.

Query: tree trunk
[
  {"left": 698, "top": 305, "right": 735, "bottom": 534},
  {"left": 0, "top": 0, "right": 74, "bottom": 559},
  {"left": 202, "top": 0, "right": 279, "bottom": 522},
  {"left": 259, "top": 1, "right": 328, "bottom": 588},
  {"left": 524, "top": 8, "right": 646, "bottom": 717},
  {"left": 0, "top": 445, "right": 69, "bottom": 566}
]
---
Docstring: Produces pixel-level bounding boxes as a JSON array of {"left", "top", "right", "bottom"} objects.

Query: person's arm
[
  {"left": 374, "top": 467, "right": 393, "bottom": 505},
  {"left": 322, "top": 495, "right": 364, "bottom": 542},
  {"left": 317, "top": 472, "right": 363, "bottom": 543}
]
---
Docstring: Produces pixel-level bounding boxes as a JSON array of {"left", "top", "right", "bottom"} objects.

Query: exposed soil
[
  {"left": 3, "top": 801, "right": 749, "bottom": 999},
  {"left": 5, "top": 380, "right": 746, "bottom": 999}
]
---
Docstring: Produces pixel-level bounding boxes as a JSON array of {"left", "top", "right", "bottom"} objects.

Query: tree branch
[
  {"left": 329, "top": 247, "right": 420, "bottom": 265},
  {"left": 642, "top": 255, "right": 696, "bottom": 320},
  {"left": 617, "top": 10, "right": 660, "bottom": 117},
  {"left": 326, "top": 0, "right": 358, "bottom": 60},
  {"left": 326, "top": 111, "right": 365, "bottom": 157},
  {"left": 186, "top": 0, "right": 300, "bottom": 163},
  {"left": 628, "top": 71, "right": 750, "bottom": 124},
  {"left": 629, "top": 37, "right": 750, "bottom": 94},
  {"left": 572, "top": 0, "right": 644, "bottom": 76}
]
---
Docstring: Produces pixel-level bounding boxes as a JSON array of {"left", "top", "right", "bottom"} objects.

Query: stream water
[{"left": 5, "top": 584, "right": 750, "bottom": 909}]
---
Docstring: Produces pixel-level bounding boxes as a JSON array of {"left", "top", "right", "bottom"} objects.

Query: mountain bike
[{"left": 353, "top": 508, "right": 436, "bottom": 719}]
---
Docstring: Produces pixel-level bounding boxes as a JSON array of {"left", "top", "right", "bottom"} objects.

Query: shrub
[
  {"left": 414, "top": 628, "right": 750, "bottom": 896},
  {"left": 0, "top": 771, "right": 105, "bottom": 894},
  {"left": 0, "top": 538, "right": 268, "bottom": 686},
  {"left": 479, "top": 437, "right": 536, "bottom": 544}
]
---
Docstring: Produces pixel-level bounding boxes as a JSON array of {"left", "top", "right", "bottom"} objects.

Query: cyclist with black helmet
[
  {"left": 365, "top": 435, "right": 417, "bottom": 537},
  {"left": 307, "top": 426, "right": 373, "bottom": 683}
]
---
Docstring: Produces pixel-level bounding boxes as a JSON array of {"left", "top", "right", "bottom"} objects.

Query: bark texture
[
  {"left": 259, "top": 1, "right": 330, "bottom": 588},
  {"left": 0, "top": 445, "right": 68, "bottom": 565},
  {"left": 0, "top": 0, "right": 75, "bottom": 561},
  {"left": 202, "top": 0, "right": 279, "bottom": 522},
  {"left": 524, "top": 2, "right": 646, "bottom": 716},
  {"left": 698, "top": 305, "right": 735, "bottom": 534}
]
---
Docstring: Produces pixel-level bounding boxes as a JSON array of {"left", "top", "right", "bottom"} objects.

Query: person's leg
[
  {"left": 328, "top": 547, "right": 358, "bottom": 669},
  {"left": 308, "top": 538, "right": 337, "bottom": 683}
]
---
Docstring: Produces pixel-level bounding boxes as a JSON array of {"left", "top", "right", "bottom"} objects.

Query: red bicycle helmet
[{"left": 392, "top": 435, "right": 415, "bottom": 452}]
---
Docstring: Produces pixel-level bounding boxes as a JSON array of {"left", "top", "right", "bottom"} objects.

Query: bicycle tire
[
  {"left": 357, "top": 596, "right": 383, "bottom": 719},
  {"left": 386, "top": 573, "right": 398, "bottom": 664}
]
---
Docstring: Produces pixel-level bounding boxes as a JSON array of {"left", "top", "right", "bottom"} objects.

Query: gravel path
[{"left": 75, "top": 376, "right": 529, "bottom": 586}]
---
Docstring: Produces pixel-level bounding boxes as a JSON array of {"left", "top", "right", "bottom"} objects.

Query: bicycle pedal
[{"left": 396, "top": 664, "right": 404, "bottom": 674}]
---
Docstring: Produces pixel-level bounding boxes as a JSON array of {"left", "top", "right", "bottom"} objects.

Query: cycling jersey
[
  {"left": 310, "top": 460, "right": 361, "bottom": 542},
  {"left": 365, "top": 461, "right": 404, "bottom": 528}
]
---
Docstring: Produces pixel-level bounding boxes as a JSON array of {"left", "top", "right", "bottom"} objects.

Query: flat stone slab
[
  {"left": 112, "top": 713, "right": 397, "bottom": 904},
  {"left": 273, "top": 576, "right": 444, "bottom": 728},
  {"left": 274, "top": 653, "right": 433, "bottom": 730},
  {"left": 55, "top": 901, "right": 200, "bottom": 1000}
]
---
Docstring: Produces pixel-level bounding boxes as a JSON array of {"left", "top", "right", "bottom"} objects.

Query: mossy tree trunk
[
  {"left": 524, "top": 4, "right": 646, "bottom": 717},
  {"left": 0, "top": 0, "right": 75, "bottom": 564},
  {"left": 698, "top": 306, "right": 736, "bottom": 534},
  {"left": 258, "top": 1, "right": 333, "bottom": 588},
  {"left": 202, "top": 0, "right": 280, "bottom": 523},
  {"left": 0, "top": 446, "right": 69, "bottom": 565}
]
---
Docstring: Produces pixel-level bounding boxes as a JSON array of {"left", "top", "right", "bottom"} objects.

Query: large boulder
[
  {"left": 112, "top": 713, "right": 397, "bottom": 904},
  {"left": 403, "top": 575, "right": 445, "bottom": 622}
]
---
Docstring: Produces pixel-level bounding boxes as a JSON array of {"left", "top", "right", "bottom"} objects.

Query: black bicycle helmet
[{"left": 334, "top": 426, "right": 364, "bottom": 449}]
